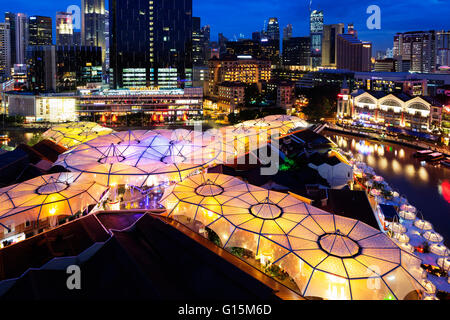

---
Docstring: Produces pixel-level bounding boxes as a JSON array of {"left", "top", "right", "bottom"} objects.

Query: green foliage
[
  {"left": 27, "top": 132, "right": 43, "bottom": 147},
  {"left": 299, "top": 86, "right": 339, "bottom": 121},
  {"left": 206, "top": 227, "right": 222, "bottom": 247},
  {"left": 264, "top": 263, "right": 289, "bottom": 281}
]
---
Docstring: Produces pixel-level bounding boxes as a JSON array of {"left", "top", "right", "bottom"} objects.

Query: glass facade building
[
  {"left": 109, "top": 0, "right": 193, "bottom": 89},
  {"left": 310, "top": 10, "right": 323, "bottom": 68},
  {"left": 28, "top": 16, "right": 53, "bottom": 46}
]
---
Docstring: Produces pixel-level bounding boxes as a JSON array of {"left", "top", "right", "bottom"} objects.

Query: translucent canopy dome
[
  {"left": 161, "top": 174, "right": 426, "bottom": 300},
  {"left": 43, "top": 122, "right": 115, "bottom": 149},
  {"left": 0, "top": 172, "right": 108, "bottom": 230},
  {"left": 55, "top": 130, "right": 222, "bottom": 187}
]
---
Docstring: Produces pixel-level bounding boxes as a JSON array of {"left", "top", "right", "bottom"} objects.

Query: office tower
[
  {"left": 252, "top": 32, "right": 261, "bottom": 42},
  {"left": 4, "top": 13, "right": 17, "bottom": 65},
  {"left": 82, "top": 0, "right": 106, "bottom": 61},
  {"left": 436, "top": 30, "right": 450, "bottom": 68},
  {"left": 310, "top": 10, "right": 324, "bottom": 68},
  {"left": 336, "top": 34, "right": 372, "bottom": 72},
  {"left": 0, "top": 23, "right": 11, "bottom": 78},
  {"left": 201, "top": 25, "right": 210, "bottom": 61},
  {"left": 321, "top": 23, "right": 345, "bottom": 68},
  {"left": 192, "top": 17, "right": 205, "bottom": 66},
  {"left": 283, "top": 24, "right": 293, "bottom": 41},
  {"left": 27, "top": 45, "right": 102, "bottom": 92},
  {"left": 109, "top": 0, "right": 193, "bottom": 89},
  {"left": 393, "top": 31, "right": 436, "bottom": 73},
  {"left": 15, "top": 13, "right": 28, "bottom": 65},
  {"left": 282, "top": 37, "right": 310, "bottom": 66},
  {"left": 56, "top": 12, "right": 74, "bottom": 46},
  {"left": 385, "top": 48, "right": 394, "bottom": 58},
  {"left": 104, "top": 10, "right": 110, "bottom": 74},
  {"left": 266, "top": 18, "right": 280, "bottom": 41},
  {"left": 28, "top": 16, "right": 52, "bottom": 46}
]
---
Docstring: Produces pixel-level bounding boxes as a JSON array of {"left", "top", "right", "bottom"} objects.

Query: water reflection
[{"left": 327, "top": 131, "right": 450, "bottom": 242}]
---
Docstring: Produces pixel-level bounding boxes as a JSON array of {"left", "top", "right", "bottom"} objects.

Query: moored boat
[
  {"left": 413, "top": 149, "right": 433, "bottom": 159},
  {"left": 426, "top": 152, "right": 445, "bottom": 163}
]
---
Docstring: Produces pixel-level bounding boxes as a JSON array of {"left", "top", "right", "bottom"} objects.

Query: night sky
[{"left": 0, "top": 0, "right": 449, "bottom": 52}]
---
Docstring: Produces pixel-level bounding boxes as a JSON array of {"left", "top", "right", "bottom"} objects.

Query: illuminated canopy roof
[
  {"left": 161, "top": 173, "right": 426, "bottom": 300},
  {"left": 43, "top": 122, "right": 115, "bottom": 149},
  {"left": 0, "top": 172, "right": 108, "bottom": 230},
  {"left": 55, "top": 130, "right": 223, "bottom": 186}
]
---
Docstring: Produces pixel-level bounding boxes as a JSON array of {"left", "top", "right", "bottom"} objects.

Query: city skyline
[{"left": 0, "top": 0, "right": 449, "bottom": 52}]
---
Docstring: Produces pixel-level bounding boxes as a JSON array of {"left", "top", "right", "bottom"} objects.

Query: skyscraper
[
  {"left": 282, "top": 37, "right": 310, "bottom": 66},
  {"left": 15, "top": 13, "right": 28, "bottom": 65},
  {"left": 322, "top": 23, "right": 345, "bottom": 68},
  {"left": 435, "top": 30, "right": 449, "bottom": 69},
  {"left": 393, "top": 31, "right": 436, "bottom": 73},
  {"left": 56, "top": 12, "right": 74, "bottom": 46},
  {"left": 4, "top": 13, "right": 17, "bottom": 65},
  {"left": 266, "top": 18, "right": 280, "bottom": 41},
  {"left": 109, "top": 0, "right": 193, "bottom": 89},
  {"left": 310, "top": 10, "right": 323, "bottom": 68},
  {"left": 28, "top": 16, "right": 52, "bottom": 46},
  {"left": 336, "top": 34, "right": 372, "bottom": 72},
  {"left": 82, "top": 0, "right": 106, "bottom": 61},
  {"left": 283, "top": 24, "right": 293, "bottom": 41},
  {"left": 0, "top": 23, "right": 11, "bottom": 78},
  {"left": 192, "top": 17, "right": 205, "bottom": 66}
]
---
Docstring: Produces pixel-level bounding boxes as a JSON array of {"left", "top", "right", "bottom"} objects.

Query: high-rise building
[
  {"left": 282, "top": 37, "right": 310, "bottom": 66},
  {"left": 82, "top": 0, "right": 106, "bottom": 61},
  {"left": 310, "top": 10, "right": 324, "bottom": 68},
  {"left": 27, "top": 45, "right": 102, "bottom": 92},
  {"left": 15, "top": 13, "right": 28, "bottom": 65},
  {"left": 0, "top": 23, "right": 11, "bottom": 78},
  {"left": 322, "top": 23, "right": 345, "bottom": 68},
  {"left": 218, "top": 33, "right": 228, "bottom": 55},
  {"left": 207, "top": 55, "right": 271, "bottom": 97},
  {"left": 109, "top": 0, "right": 193, "bottom": 89},
  {"left": 393, "top": 31, "right": 436, "bottom": 73},
  {"left": 56, "top": 12, "right": 74, "bottom": 46},
  {"left": 336, "top": 34, "right": 372, "bottom": 72},
  {"left": 28, "top": 16, "right": 52, "bottom": 46},
  {"left": 251, "top": 32, "right": 261, "bottom": 43},
  {"left": 192, "top": 17, "right": 205, "bottom": 66},
  {"left": 283, "top": 24, "right": 293, "bottom": 41},
  {"left": 201, "top": 25, "right": 210, "bottom": 61},
  {"left": 436, "top": 30, "right": 450, "bottom": 69},
  {"left": 266, "top": 18, "right": 280, "bottom": 41},
  {"left": 5, "top": 13, "right": 17, "bottom": 65}
]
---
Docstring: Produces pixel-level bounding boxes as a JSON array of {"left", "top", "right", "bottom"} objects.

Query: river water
[{"left": 324, "top": 130, "right": 450, "bottom": 244}]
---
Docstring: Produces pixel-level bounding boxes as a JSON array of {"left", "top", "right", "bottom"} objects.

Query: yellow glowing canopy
[
  {"left": 0, "top": 172, "right": 108, "bottom": 230},
  {"left": 43, "top": 122, "right": 115, "bottom": 149},
  {"left": 161, "top": 173, "right": 426, "bottom": 300}
]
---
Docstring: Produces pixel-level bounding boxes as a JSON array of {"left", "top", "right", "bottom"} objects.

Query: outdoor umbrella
[{"left": 423, "top": 231, "right": 444, "bottom": 243}]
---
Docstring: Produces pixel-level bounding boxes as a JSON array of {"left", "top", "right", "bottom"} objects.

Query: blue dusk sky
[{"left": 0, "top": 0, "right": 449, "bottom": 52}]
